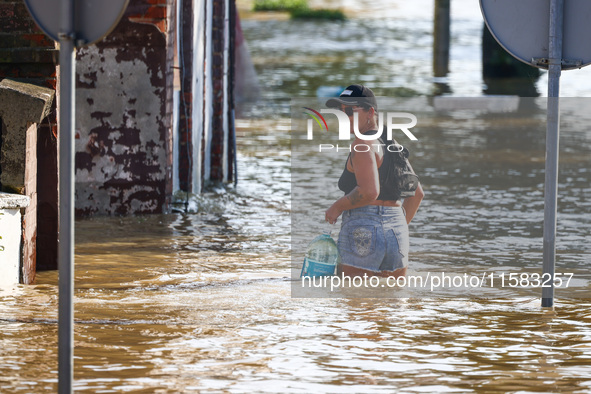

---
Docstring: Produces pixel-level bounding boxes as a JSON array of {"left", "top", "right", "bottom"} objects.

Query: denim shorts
[{"left": 337, "top": 205, "right": 409, "bottom": 272}]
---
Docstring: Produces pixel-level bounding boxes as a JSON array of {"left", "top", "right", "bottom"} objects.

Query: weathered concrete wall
[
  {"left": 0, "top": 0, "right": 59, "bottom": 271},
  {"left": 74, "top": 0, "right": 174, "bottom": 215},
  {"left": 0, "top": 192, "right": 29, "bottom": 287},
  {"left": 2, "top": 0, "right": 236, "bottom": 221},
  {"left": 0, "top": 79, "right": 53, "bottom": 190},
  {"left": 0, "top": 208, "right": 22, "bottom": 287},
  {"left": 0, "top": 78, "right": 54, "bottom": 284}
]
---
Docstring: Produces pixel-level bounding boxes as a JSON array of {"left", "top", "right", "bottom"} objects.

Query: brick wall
[{"left": 0, "top": 1, "right": 57, "bottom": 82}]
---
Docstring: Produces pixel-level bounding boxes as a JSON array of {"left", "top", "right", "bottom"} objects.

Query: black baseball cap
[{"left": 326, "top": 84, "right": 378, "bottom": 110}]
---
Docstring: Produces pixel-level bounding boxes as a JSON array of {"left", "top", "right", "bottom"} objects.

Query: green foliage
[
  {"left": 253, "top": 0, "right": 308, "bottom": 12},
  {"left": 290, "top": 8, "right": 346, "bottom": 20},
  {"left": 253, "top": 0, "right": 346, "bottom": 21}
]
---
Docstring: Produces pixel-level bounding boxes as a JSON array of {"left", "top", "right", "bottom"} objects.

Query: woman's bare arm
[{"left": 402, "top": 182, "right": 424, "bottom": 224}]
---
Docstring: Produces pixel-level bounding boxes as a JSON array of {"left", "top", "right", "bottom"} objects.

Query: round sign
[
  {"left": 480, "top": 0, "right": 591, "bottom": 70},
  {"left": 24, "top": 0, "right": 129, "bottom": 46}
]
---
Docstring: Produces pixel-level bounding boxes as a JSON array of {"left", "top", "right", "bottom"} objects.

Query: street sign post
[
  {"left": 24, "top": 0, "right": 129, "bottom": 46},
  {"left": 23, "top": 1, "right": 129, "bottom": 392},
  {"left": 481, "top": 0, "right": 591, "bottom": 70},
  {"left": 481, "top": 0, "right": 591, "bottom": 308}
]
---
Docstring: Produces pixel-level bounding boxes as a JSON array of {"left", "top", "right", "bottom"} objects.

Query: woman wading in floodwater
[{"left": 324, "top": 84, "right": 424, "bottom": 279}]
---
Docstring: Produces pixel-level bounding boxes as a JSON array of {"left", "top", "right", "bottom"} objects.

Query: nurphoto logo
[{"left": 303, "top": 107, "right": 419, "bottom": 152}]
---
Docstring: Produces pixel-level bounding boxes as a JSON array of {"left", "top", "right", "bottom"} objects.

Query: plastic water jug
[{"left": 300, "top": 232, "right": 339, "bottom": 277}]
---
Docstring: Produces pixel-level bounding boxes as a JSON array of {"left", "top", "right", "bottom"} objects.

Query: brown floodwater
[
  {"left": 2, "top": 106, "right": 591, "bottom": 392},
  {"left": 3, "top": 0, "right": 591, "bottom": 391}
]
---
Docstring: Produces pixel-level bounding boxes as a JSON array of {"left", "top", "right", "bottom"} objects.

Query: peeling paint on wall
[
  {"left": 75, "top": 17, "right": 170, "bottom": 216},
  {"left": 4, "top": 0, "right": 235, "bottom": 219}
]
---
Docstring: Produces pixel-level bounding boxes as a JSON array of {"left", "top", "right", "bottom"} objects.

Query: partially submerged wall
[
  {"left": 74, "top": 0, "right": 174, "bottom": 215},
  {"left": 0, "top": 192, "right": 29, "bottom": 287},
  {"left": 0, "top": 2, "right": 58, "bottom": 272},
  {"left": 74, "top": 0, "right": 237, "bottom": 213},
  {"left": 2, "top": 0, "right": 236, "bottom": 222},
  {"left": 0, "top": 78, "right": 54, "bottom": 284}
]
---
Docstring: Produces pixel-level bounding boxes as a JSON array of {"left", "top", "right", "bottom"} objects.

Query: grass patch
[
  {"left": 253, "top": 0, "right": 346, "bottom": 20},
  {"left": 253, "top": 0, "right": 307, "bottom": 12},
  {"left": 290, "top": 8, "right": 346, "bottom": 20}
]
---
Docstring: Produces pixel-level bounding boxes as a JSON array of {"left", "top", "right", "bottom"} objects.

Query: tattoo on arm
[{"left": 347, "top": 188, "right": 363, "bottom": 206}]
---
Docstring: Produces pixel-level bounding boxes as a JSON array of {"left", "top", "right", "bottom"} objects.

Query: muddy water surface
[{"left": 3, "top": 0, "right": 591, "bottom": 392}]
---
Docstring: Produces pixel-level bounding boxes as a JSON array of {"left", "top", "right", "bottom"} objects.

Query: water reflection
[
  {"left": 1, "top": 109, "right": 591, "bottom": 390},
  {"left": 2, "top": 1, "right": 591, "bottom": 392}
]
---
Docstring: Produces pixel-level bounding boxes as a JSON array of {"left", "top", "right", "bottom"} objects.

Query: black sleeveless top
[{"left": 337, "top": 136, "right": 400, "bottom": 201}]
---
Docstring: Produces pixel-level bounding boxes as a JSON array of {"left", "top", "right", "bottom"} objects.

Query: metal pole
[
  {"left": 542, "top": 0, "right": 564, "bottom": 308},
  {"left": 58, "top": 0, "right": 75, "bottom": 391}
]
